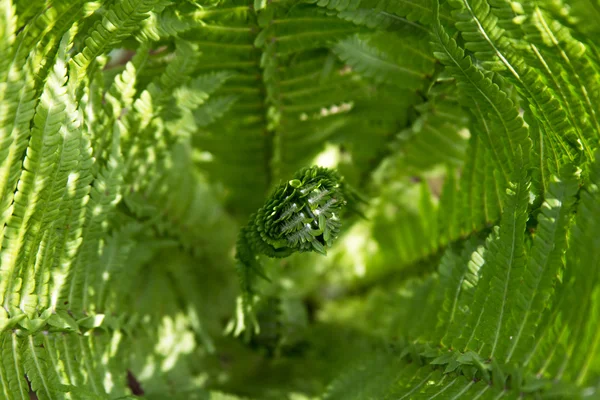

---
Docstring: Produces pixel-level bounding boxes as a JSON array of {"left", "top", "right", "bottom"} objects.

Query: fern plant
[{"left": 1, "top": 0, "right": 600, "bottom": 399}]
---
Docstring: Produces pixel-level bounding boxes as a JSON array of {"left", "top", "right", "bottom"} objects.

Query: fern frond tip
[{"left": 231, "top": 166, "right": 360, "bottom": 338}]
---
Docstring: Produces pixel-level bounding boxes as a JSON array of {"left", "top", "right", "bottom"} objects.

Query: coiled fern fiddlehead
[{"left": 227, "top": 166, "right": 363, "bottom": 338}]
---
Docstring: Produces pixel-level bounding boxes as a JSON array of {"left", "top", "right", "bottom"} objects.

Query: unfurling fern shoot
[{"left": 228, "top": 166, "right": 363, "bottom": 338}]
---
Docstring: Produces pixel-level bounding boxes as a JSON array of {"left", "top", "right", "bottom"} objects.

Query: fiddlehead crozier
[{"left": 227, "top": 166, "right": 363, "bottom": 338}]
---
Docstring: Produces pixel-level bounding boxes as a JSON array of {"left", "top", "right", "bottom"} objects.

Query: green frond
[
  {"left": 448, "top": 0, "right": 600, "bottom": 176},
  {"left": 0, "top": 31, "right": 75, "bottom": 317},
  {"left": 526, "top": 152, "right": 600, "bottom": 384},
  {"left": 439, "top": 238, "right": 486, "bottom": 348},
  {"left": 0, "top": 58, "right": 43, "bottom": 251},
  {"left": 0, "top": 0, "right": 17, "bottom": 80},
  {"left": 194, "top": 95, "right": 239, "bottom": 128},
  {"left": 124, "top": 140, "right": 237, "bottom": 259},
  {"left": 58, "top": 121, "right": 125, "bottom": 316},
  {"left": 70, "top": 0, "right": 163, "bottom": 79},
  {"left": 0, "top": 333, "right": 29, "bottom": 399},
  {"left": 456, "top": 152, "right": 530, "bottom": 358},
  {"left": 333, "top": 29, "right": 436, "bottom": 89},
  {"left": 104, "top": 47, "right": 149, "bottom": 124},
  {"left": 393, "top": 84, "right": 468, "bottom": 172},
  {"left": 458, "top": 134, "right": 503, "bottom": 233},
  {"left": 255, "top": 5, "right": 359, "bottom": 54},
  {"left": 321, "top": 343, "right": 577, "bottom": 399},
  {"left": 334, "top": 8, "right": 412, "bottom": 29},
  {"left": 22, "top": 334, "right": 62, "bottom": 400},
  {"left": 520, "top": 3, "right": 600, "bottom": 153},
  {"left": 150, "top": 4, "right": 201, "bottom": 38},
  {"left": 307, "top": 0, "right": 450, "bottom": 25},
  {"left": 505, "top": 165, "right": 579, "bottom": 365},
  {"left": 159, "top": 0, "right": 370, "bottom": 216},
  {"left": 322, "top": 350, "right": 406, "bottom": 400},
  {"left": 431, "top": 6, "right": 532, "bottom": 188}
]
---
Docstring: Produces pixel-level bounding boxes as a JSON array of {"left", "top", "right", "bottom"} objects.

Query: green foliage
[{"left": 1, "top": 0, "right": 600, "bottom": 399}]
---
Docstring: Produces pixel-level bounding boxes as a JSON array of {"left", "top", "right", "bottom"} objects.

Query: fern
[
  {"left": 1, "top": 0, "right": 600, "bottom": 398},
  {"left": 333, "top": 29, "right": 436, "bottom": 89},
  {"left": 229, "top": 166, "right": 362, "bottom": 337}
]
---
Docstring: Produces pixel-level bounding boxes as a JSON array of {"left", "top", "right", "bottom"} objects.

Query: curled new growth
[{"left": 228, "top": 166, "right": 363, "bottom": 337}]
